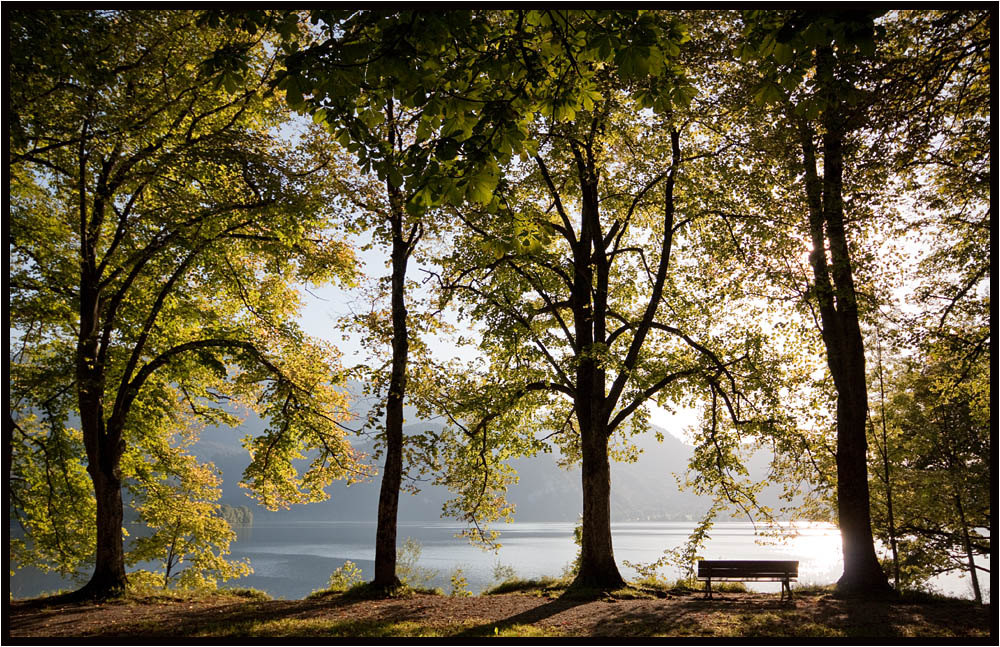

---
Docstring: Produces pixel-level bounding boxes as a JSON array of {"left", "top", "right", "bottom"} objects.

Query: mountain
[{"left": 190, "top": 410, "right": 796, "bottom": 524}]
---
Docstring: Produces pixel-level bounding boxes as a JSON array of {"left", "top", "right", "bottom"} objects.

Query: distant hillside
[{"left": 190, "top": 409, "right": 797, "bottom": 525}]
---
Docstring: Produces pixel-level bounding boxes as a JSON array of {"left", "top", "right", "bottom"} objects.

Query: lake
[
  {"left": 226, "top": 520, "right": 847, "bottom": 599},
  {"left": 10, "top": 520, "right": 988, "bottom": 603}
]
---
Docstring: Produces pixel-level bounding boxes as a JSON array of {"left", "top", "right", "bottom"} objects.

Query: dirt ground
[{"left": 7, "top": 589, "right": 994, "bottom": 639}]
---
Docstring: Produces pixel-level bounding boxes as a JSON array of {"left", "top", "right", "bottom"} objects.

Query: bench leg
[{"left": 705, "top": 578, "right": 712, "bottom": 600}]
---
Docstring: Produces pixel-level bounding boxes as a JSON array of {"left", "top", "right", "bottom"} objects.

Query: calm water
[{"left": 10, "top": 521, "right": 987, "bottom": 602}]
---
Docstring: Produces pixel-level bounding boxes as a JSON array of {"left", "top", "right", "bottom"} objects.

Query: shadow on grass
[
  {"left": 11, "top": 585, "right": 989, "bottom": 639},
  {"left": 124, "top": 587, "right": 460, "bottom": 638},
  {"left": 455, "top": 595, "right": 588, "bottom": 637}
]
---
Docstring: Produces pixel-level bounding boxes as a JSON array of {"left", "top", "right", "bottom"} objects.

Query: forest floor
[{"left": 7, "top": 586, "right": 993, "bottom": 639}]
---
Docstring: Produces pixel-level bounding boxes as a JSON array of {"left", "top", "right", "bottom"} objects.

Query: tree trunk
[
  {"left": 372, "top": 163, "right": 409, "bottom": 591},
  {"left": 881, "top": 424, "right": 900, "bottom": 591},
  {"left": 81, "top": 450, "right": 128, "bottom": 597},
  {"left": 76, "top": 281, "right": 129, "bottom": 598},
  {"left": 954, "top": 493, "right": 983, "bottom": 604},
  {"left": 574, "top": 418, "right": 625, "bottom": 589},
  {"left": 372, "top": 238, "right": 407, "bottom": 589},
  {"left": 798, "top": 46, "right": 890, "bottom": 597},
  {"left": 824, "top": 124, "right": 891, "bottom": 598},
  {"left": 875, "top": 332, "right": 901, "bottom": 590},
  {"left": 570, "top": 145, "right": 624, "bottom": 591},
  {"left": 833, "top": 369, "right": 887, "bottom": 595}
]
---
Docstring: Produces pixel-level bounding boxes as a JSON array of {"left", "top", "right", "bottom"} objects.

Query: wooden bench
[{"left": 697, "top": 560, "right": 798, "bottom": 601}]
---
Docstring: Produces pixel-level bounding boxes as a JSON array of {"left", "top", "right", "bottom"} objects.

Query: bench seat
[{"left": 697, "top": 559, "right": 799, "bottom": 600}]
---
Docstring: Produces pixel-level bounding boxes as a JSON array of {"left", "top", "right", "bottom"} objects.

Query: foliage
[
  {"left": 563, "top": 519, "right": 584, "bottom": 578},
  {"left": 125, "top": 575, "right": 271, "bottom": 600},
  {"left": 255, "top": 9, "right": 695, "bottom": 212},
  {"left": 125, "top": 569, "right": 167, "bottom": 596},
  {"left": 624, "top": 502, "right": 721, "bottom": 585},
  {"left": 124, "top": 437, "right": 252, "bottom": 589},
  {"left": 448, "top": 568, "right": 472, "bottom": 597},
  {"left": 9, "top": 416, "right": 96, "bottom": 579},
  {"left": 395, "top": 537, "right": 437, "bottom": 589},
  {"left": 8, "top": 8, "right": 365, "bottom": 591},
  {"left": 875, "top": 10, "right": 989, "bottom": 603},
  {"left": 433, "top": 13, "right": 791, "bottom": 592},
  {"left": 326, "top": 560, "right": 365, "bottom": 592},
  {"left": 7, "top": 8, "right": 990, "bottom": 601},
  {"left": 217, "top": 504, "right": 253, "bottom": 527},
  {"left": 491, "top": 560, "right": 517, "bottom": 586},
  {"left": 868, "top": 345, "right": 989, "bottom": 599},
  {"left": 731, "top": 8, "right": 990, "bottom": 594}
]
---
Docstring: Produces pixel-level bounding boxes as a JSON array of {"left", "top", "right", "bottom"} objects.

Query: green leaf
[
  {"left": 284, "top": 77, "right": 303, "bottom": 108},
  {"left": 466, "top": 177, "right": 495, "bottom": 204},
  {"left": 753, "top": 81, "right": 784, "bottom": 106},
  {"left": 437, "top": 137, "right": 460, "bottom": 161},
  {"left": 773, "top": 42, "right": 793, "bottom": 66}
]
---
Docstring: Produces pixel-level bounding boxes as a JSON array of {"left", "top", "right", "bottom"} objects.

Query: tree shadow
[
  {"left": 454, "top": 594, "right": 591, "bottom": 637},
  {"left": 149, "top": 597, "right": 358, "bottom": 637}
]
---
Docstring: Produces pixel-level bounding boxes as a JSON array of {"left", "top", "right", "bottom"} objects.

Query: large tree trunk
[
  {"left": 570, "top": 144, "right": 624, "bottom": 591},
  {"left": 78, "top": 408, "right": 128, "bottom": 597},
  {"left": 76, "top": 281, "right": 129, "bottom": 598},
  {"left": 82, "top": 457, "right": 128, "bottom": 596},
  {"left": 832, "top": 363, "right": 886, "bottom": 594},
  {"left": 823, "top": 121, "right": 891, "bottom": 598},
  {"left": 575, "top": 419, "right": 625, "bottom": 589},
  {"left": 798, "top": 47, "right": 890, "bottom": 597},
  {"left": 372, "top": 169, "right": 409, "bottom": 591}
]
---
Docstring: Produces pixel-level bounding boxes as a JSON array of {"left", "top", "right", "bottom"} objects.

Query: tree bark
[
  {"left": 78, "top": 409, "right": 128, "bottom": 597},
  {"left": 83, "top": 458, "right": 127, "bottom": 596},
  {"left": 875, "top": 332, "right": 901, "bottom": 590},
  {"left": 77, "top": 263, "right": 129, "bottom": 598},
  {"left": 833, "top": 368, "right": 886, "bottom": 594},
  {"left": 954, "top": 493, "right": 982, "bottom": 604},
  {"left": 797, "top": 46, "right": 890, "bottom": 597},
  {"left": 372, "top": 117, "right": 409, "bottom": 589},
  {"left": 372, "top": 211, "right": 408, "bottom": 590},
  {"left": 575, "top": 419, "right": 624, "bottom": 589},
  {"left": 569, "top": 142, "right": 625, "bottom": 590}
]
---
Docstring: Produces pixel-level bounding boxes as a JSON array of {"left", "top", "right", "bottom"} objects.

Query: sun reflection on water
[{"left": 759, "top": 521, "right": 844, "bottom": 587}]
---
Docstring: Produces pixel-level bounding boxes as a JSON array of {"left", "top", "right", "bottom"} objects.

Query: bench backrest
[{"left": 697, "top": 560, "right": 799, "bottom": 579}]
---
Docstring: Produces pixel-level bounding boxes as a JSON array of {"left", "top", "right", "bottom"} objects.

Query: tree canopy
[{"left": 9, "top": 9, "right": 365, "bottom": 596}]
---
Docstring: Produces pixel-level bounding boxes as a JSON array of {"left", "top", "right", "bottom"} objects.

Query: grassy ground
[{"left": 7, "top": 580, "right": 993, "bottom": 639}]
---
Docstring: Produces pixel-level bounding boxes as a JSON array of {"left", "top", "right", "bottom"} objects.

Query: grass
[
  {"left": 484, "top": 576, "right": 571, "bottom": 597},
  {"left": 898, "top": 587, "right": 974, "bottom": 604},
  {"left": 307, "top": 581, "right": 443, "bottom": 601},
  {"left": 13, "top": 574, "right": 989, "bottom": 640},
  {"left": 790, "top": 582, "right": 836, "bottom": 595},
  {"left": 13, "top": 584, "right": 273, "bottom": 607},
  {"left": 628, "top": 575, "right": 751, "bottom": 597},
  {"left": 215, "top": 587, "right": 272, "bottom": 601},
  {"left": 482, "top": 575, "right": 752, "bottom": 601},
  {"left": 197, "top": 617, "right": 451, "bottom": 638},
  {"left": 121, "top": 586, "right": 272, "bottom": 604},
  {"left": 470, "top": 624, "right": 565, "bottom": 638},
  {"left": 705, "top": 611, "right": 844, "bottom": 638},
  {"left": 189, "top": 616, "right": 564, "bottom": 638},
  {"left": 484, "top": 575, "right": 659, "bottom": 600}
]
